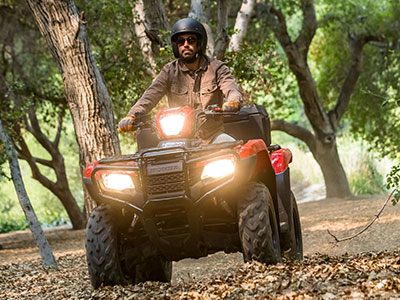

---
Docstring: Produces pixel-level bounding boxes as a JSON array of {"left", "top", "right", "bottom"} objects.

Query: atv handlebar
[
  {"left": 203, "top": 105, "right": 239, "bottom": 116},
  {"left": 118, "top": 105, "right": 238, "bottom": 133}
]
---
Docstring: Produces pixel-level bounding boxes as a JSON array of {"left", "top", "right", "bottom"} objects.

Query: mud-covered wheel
[
  {"left": 85, "top": 205, "right": 133, "bottom": 289},
  {"left": 280, "top": 193, "right": 303, "bottom": 260},
  {"left": 238, "top": 182, "right": 281, "bottom": 264},
  {"left": 136, "top": 257, "right": 172, "bottom": 283}
]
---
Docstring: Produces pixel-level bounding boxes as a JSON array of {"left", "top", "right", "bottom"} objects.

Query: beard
[{"left": 180, "top": 52, "right": 198, "bottom": 64}]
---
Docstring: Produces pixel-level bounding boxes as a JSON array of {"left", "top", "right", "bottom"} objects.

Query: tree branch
[
  {"left": 16, "top": 132, "right": 56, "bottom": 189},
  {"left": 327, "top": 190, "right": 395, "bottom": 243},
  {"left": 53, "top": 110, "right": 63, "bottom": 147},
  {"left": 295, "top": 0, "right": 317, "bottom": 57},
  {"left": 25, "top": 107, "right": 55, "bottom": 155},
  {"left": 329, "top": 34, "right": 386, "bottom": 126},
  {"left": 267, "top": 6, "right": 292, "bottom": 49},
  {"left": 317, "top": 14, "right": 339, "bottom": 27},
  {"left": 271, "top": 119, "right": 316, "bottom": 152}
]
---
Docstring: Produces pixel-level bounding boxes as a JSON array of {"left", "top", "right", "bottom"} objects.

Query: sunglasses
[{"left": 176, "top": 36, "right": 197, "bottom": 46}]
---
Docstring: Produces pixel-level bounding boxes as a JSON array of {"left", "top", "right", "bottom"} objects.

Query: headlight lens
[
  {"left": 200, "top": 156, "right": 236, "bottom": 180},
  {"left": 160, "top": 113, "right": 186, "bottom": 136},
  {"left": 101, "top": 173, "right": 135, "bottom": 191}
]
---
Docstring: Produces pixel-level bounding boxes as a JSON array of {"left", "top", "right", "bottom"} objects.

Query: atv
[{"left": 83, "top": 104, "right": 303, "bottom": 289}]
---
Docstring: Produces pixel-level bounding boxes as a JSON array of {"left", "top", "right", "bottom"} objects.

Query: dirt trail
[{"left": 0, "top": 195, "right": 399, "bottom": 299}]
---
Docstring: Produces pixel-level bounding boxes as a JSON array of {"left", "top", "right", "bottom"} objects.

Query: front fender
[{"left": 237, "top": 139, "right": 278, "bottom": 220}]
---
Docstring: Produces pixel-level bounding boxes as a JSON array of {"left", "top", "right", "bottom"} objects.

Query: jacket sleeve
[
  {"left": 127, "top": 65, "right": 169, "bottom": 118},
  {"left": 216, "top": 63, "right": 243, "bottom": 105}
]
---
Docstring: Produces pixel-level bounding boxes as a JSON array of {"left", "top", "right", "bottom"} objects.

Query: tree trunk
[
  {"left": 25, "top": 0, "right": 121, "bottom": 216},
  {"left": 229, "top": 0, "right": 256, "bottom": 52},
  {"left": 271, "top": 119, "right": 351, "bottom": 198},
  {"left": 214, "top": 0, "right": 230, "bottom": 60},
  {"left": 189, "top": 0, "right": 215, "bottom": 57},
  {"left": 132, "top": 0, "right": 157, "bottom": 76},
  {"left": 312, "top": 139, "right": 351, "bottom": 198},
  {"left": 0, "top": 119, "right": 57, "bottom": 268},
  {"left": 132, "top": 0, "right": 169, "bottom": 76}
]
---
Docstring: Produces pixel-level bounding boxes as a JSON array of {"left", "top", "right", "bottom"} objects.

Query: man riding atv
[
  {"left": 118, "top": 18, "right": 242, "bottom": 143},
  {"left": 84, "top": 18, "right": 302, "bottom": 289}
]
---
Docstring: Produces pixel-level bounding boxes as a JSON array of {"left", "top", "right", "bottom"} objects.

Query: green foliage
[
  {"left": 386, "top": 164, "right": 400, "bottom": 204},
  {"left": 0, "top": 181, "right": 28, "bottom": 233},
  {"left": 306, "top": 0, "right": 400, "bottom": 200},
  {"left": 224, "top": 40, "right": 302, "bottom": 122},
  {"left": 348, "top": 157, "right": 387, "bottom": 196},
  {"left": 338, "top": 136, "right": 389, "bottom": 196},
  {"left": 0, "top": 219, "right": 28, "bottom": 234},
  {"left": 310, "top": 0, "right": 400, "bottom": 144},
  {"left": 347, "top": 50, "right": 400, "bottom": 159},
  {"left": 0, "top": 151, "right": 8, "bottom": 179}
]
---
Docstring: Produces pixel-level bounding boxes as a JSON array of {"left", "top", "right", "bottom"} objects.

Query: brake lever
[{"left": 204, "top": 105, "right": 238, "bottom": 116}]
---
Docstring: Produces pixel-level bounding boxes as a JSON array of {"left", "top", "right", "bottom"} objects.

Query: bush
[
  {"left": 339, "top": 137, "right": 388, "bottom": 196},
  {"left": 348, "top": 156, "right": 387, "bottom": 195},
  {"left": 386, "top": 163, "right": 400, "bottom": 205},
  {"left": 0, "top": 219, "right": 28, "bottom": 234}
]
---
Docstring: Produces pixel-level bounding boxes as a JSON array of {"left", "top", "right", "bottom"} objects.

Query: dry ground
[{"left": 1, "top": 195, "right": 400, "bottom": 299}]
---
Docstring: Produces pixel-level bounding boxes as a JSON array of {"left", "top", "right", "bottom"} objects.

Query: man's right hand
[
  {"left": 118, "top": 115, "right": 136, "bottom": 132},
  {"left": 222, "top": 100, "right": 240, "bottom": 112}
]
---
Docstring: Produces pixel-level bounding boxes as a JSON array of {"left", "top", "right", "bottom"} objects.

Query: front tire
[
  {"left": 85, "top": 206, "right": 133, "bottom": 289},
  {"left": 238, "top": 182, "right": 281, "bottom": 264}
]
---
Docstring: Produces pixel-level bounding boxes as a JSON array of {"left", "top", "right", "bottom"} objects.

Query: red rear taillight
[{"left": 270, "top": 148, "right": 293, "bottom": 174}]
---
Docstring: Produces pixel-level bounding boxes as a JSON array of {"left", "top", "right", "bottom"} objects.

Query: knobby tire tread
[
  {"left": 86, "top": 206, "right": 130, "bottom": 288},
  {"left": 238, "top": 182, "right": 281, "bottom": 264}
]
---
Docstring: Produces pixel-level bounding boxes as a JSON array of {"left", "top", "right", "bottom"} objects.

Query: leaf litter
[
  {"left": 1, "top": 195, "right": 400, "bottom": 299},
  {"left": 0, "top": 250, "right": 400, "bottom": 299}
]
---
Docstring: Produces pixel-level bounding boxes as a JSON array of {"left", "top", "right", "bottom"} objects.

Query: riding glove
[
  {"left": 222, "top": 100, "right": 240, "bottom": 112},
  {"left": 118, "top": 115, "right": 136, "bottom": 132}
]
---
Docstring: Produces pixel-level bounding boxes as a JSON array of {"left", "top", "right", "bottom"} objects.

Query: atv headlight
[
  {"left": 159, "top": 113, "right": 186, "bottom": 136},
  {"left": 200, "top": 155, "right": 236, "bottom": 180},
  {"left": 100, "top": 173, "right": 135, "bottom": 191},
  {"left": 155, "top": 106, "right": 195, "bottom": 139}
]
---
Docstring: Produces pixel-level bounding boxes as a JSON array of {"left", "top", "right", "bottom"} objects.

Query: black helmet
[{"left": 171, "top": 18, "right": 207, "bottom": 58}]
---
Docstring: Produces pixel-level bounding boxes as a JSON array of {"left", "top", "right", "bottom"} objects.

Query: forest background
[{"left": 0, "top": 0, "right": 399, "bottom": 233}]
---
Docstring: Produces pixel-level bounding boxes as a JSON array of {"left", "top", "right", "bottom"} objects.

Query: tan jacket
[{"left": 128, "top": 55, "right": 242, "bottom": 141}]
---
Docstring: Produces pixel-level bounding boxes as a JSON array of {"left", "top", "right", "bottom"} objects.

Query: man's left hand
[{"left": 222, "top": 100, "right": 240, "bottom": 112}]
